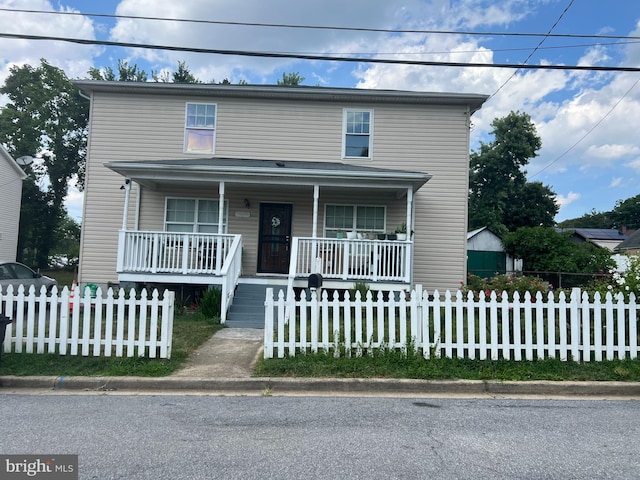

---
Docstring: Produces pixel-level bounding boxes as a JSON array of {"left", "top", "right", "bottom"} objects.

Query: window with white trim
[
  {"left": 343, "top": 109, "right": 373, "bottom": 159},
  {"left": 324, "top": 204, "right": 385, "bottom": 237},
  {"left": 184, "top": 103, "right": 216, "bottom": 153},
  {"left": 165, "top": 198, "right": 227, "bottom": 233}
]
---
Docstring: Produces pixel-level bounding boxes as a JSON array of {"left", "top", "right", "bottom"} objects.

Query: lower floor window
[
  {"left": 165, "top": 198, "right": 227, "bottom": 233},
  {"left": 324, "top": 204, "right": 385, "bottom": 237}
]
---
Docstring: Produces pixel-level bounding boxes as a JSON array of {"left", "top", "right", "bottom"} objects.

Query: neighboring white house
[
  {"left": 74, "top": 81, "right": 487, "bottom": 315},
  {"left": 0, "top": 144, "right": 27, "bottom": 261},
  {"left": 467, "top": 227, "right": 522, "bottom": 278}
]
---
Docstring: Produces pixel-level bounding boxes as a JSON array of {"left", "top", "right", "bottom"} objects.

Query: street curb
[{"left": 2, "top": 375, "right": 640, "bottom": 397}]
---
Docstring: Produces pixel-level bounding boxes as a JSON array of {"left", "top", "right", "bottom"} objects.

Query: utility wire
[
  {"left": 1, "top": 32, "right": 639, "bottom": 72},
  {"left": 489, "top": 0, "right": 575, "bottom": 100},
  {"left": 530, "top": 77, "right": 640, "bottom": 178},
  {"left": 283, "top": 40, "right": 640, "bottom": 58},
  {"left": 1, "top": 7, "right": 639, "bottom": 41}
]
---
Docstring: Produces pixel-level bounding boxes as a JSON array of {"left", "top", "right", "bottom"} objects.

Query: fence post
[
  {"left": 629, "top": 293, "right": 637, "bottom": 360},
  {"left": 570, "top": 288, "right": 581, "bottom": 361},
  {"left": 413, "top": 285, "right": 422, "bottom": 354},
  {"left": 263, "top": 288, "right": 274, "bottom": 359},
  {"left": 277, "top": 289, "right": 286, "bottom": 358}
]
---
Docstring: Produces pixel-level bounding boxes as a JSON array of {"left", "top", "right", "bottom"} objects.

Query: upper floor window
[
  {"left": 184, "top": 103, "right": 216, "bottom": 153},
  {"left": 343, "top": 109, "right": 373, "bottom": 159},
  {"left": 165, "top": 198, "right": 227, "bottom": 233}
]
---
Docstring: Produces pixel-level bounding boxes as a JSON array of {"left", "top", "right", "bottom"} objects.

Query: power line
[
  {"left": 489, "top": 0, "right": 575, "bottom": 100},
  {"left": 530, "top": 77, "right": 640, "bottom": 178},
  {"left": 1, "top": 32, "right": 639, "bottom": 72},
  {"left": 290, "top": 40, "right": 640, "bottom": 58},
  {"left": 1, "top": 7, "right": 639, "bottom": 41}
]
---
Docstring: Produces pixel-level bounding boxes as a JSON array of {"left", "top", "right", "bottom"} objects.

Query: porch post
[
  {"left": 218, "top": 182, "right": 225, "bottom": 234},
  {"left": 216, "top": 182, "right": 225, "bottom": 272},
  {"left": 406, "top": 187, "right": 414, "bottom": 283},
  {"left": 121, "top": 178, "right": 131, "bottom": 230},
  {"left": 312, "top": 184, "right": 319, "bottom": 238},
  {"left": 406, "top": 187, "right": 413, "bottom": 238},
  {"left": 312, "top": 184, "right": 320, "bottom": 273}
]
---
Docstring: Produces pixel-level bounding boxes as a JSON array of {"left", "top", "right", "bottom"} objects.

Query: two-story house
[{"left": 74, "top": 81, "right": 487, "bottom": 323}]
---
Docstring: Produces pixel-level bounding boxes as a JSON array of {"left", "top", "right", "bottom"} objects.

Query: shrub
[
  {"left": 462, "top": 273, "right": 549, "bottom": 300},
  {"left": 588, "top": 256, "right": 640, "bottom": 301},
  {"left": 350, "top": 281, "right": 370, "bottom": 300},
  {"left": 199, "top": 287, "right": 222, "bottom": 319}
]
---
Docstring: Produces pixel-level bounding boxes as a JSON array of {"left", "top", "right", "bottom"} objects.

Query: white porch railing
[
  {"left": 117, "top": 230, "right": 238, "bottom": 275},
  {"left": 292, "top": 237, "right": 412, "bottom": 282},
  {"left": 220, "top": 235, "right": 243, "bottom": 324}
]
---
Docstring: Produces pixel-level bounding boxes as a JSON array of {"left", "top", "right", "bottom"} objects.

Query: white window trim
[
  {"left": 183, "top": 102, "right": 217, "bottom": 154},
  {"left": 164, "top": 197, "right": 228, "bottom": 233},
  {"left": 324, "top": 203, "right": 386, "bottom": 236},
  {"left": 342, "top": 108, "right": 374, "bottom": 160}
]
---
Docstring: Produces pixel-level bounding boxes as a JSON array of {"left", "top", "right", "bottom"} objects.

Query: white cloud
[
  {"left": 609, "top": 177, "right": 622, "bottom": 188},
  {"left": 587, "top": 144, "right": 640, "bottom": 159},
  {"left": 626, "top": 157, "right": 640, "bottom": 172},
  {"left": 0, "top": 0, "right": 99, "bottom": 85},
  {"left": 555, "top": 192, "right": 580, "bottom": 208}
]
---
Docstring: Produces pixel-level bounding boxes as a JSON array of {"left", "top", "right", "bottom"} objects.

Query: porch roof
[{"left": 105, "top": 157, "right": 432, "bottom": 192}]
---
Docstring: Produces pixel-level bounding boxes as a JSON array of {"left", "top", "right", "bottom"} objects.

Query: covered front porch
[{"left": 107, "top": 158, "right": 431, "bottom": 322}]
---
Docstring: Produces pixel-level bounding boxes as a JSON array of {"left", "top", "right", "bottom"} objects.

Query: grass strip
[
  {"left": 0, "top": 312, "right": 223, "bottom": 377},
  {"left": 254, "top": 351, "right": 640, "bottom": 382}
]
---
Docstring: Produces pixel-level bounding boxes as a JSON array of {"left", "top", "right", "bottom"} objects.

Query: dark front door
[{"left": 258, "top": 203, "right": 292, "bottom": 273}]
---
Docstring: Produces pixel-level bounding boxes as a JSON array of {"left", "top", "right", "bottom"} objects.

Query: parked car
[{"left": 0, "top": 261, "right": 57, "bottom": 293}]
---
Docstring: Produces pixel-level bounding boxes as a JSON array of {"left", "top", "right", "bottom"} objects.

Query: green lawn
[
  {"left": 41, "top": 269, "right": 77, "bottom": 288},
  {"left": 254, "top": 350, "right": 640, "bottom": 382},
  {"left": 0, "top": 311, "right": 223, "bottom": 377}
]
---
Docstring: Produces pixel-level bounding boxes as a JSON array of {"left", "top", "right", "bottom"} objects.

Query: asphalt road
[{"left": 0, "top": 395, "right": 638, "bottom": 479}]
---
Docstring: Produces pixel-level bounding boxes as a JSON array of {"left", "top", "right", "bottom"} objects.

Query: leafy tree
[
  {"left": 172, "top": 61, "right": 201, "bottom": 83},
  {"left": 557, "top": 209, "right": 615, "bottom": 229},
  {"left": 0, "top": 59, "right": 89, "bottom": 268},
  {"left": 277, "top": 72, "right": 305, "bottom": 85},
  {"left": 50, "top": 215, "right": 81, "bottom": 266},
  {"left": 88, "top": 59, "right": 147, "bottom": 81},
  {"left": 503, "top": 181, "right": 559, "bottom": 231},
  {"left": 558, "top": 193, "right": 640, "bottom": 230},
  {"left": 468, "top": 111, "right": 558, "bottom": 235},
  {"left": 611, "top": 193, "right": 640, "bottom": 230},
  {"left": 502, "top": 227, "right": 614, "bottom": 275},
  {"left": 152, "top": 61, "right": 201, "bottom": 83}
]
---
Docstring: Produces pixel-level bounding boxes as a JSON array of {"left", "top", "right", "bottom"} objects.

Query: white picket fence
[
  {"left": 1, "top": 285, "right": 175, "bottom": 358},
  {"left": 264, "top": 286, "right": 639, "bottom": 361}
]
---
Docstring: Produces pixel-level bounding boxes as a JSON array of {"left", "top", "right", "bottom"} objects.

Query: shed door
[
  {"left": 467, "top": 251, "right": 507, "bottom": 278},
  {"left": 258, "top": 203, "right": 292, "bottom": 274}
]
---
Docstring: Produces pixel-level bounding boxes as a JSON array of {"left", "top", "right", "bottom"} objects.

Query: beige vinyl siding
[
  {"left": 79, "top": 90, "right": 475, "bottom": 291},
  {"left": 366, "top": 104, "right": 471, "bottom": 291},
  {"left": 0, "top": 155, "right": 24, "bottom": 262}
]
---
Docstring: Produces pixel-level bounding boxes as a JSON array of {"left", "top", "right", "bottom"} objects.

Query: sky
[{"left": 0, "top": 0, "right": 639, "bottom": 225}]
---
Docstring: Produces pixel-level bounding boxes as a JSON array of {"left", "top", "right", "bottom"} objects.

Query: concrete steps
[{"left": 225, "top": 283, "right": 286, "bottom": 328}]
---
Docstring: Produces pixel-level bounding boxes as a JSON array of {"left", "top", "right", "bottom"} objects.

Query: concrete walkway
[{"left": 172, "top": 328, "right": 264, "bottom": 378}]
